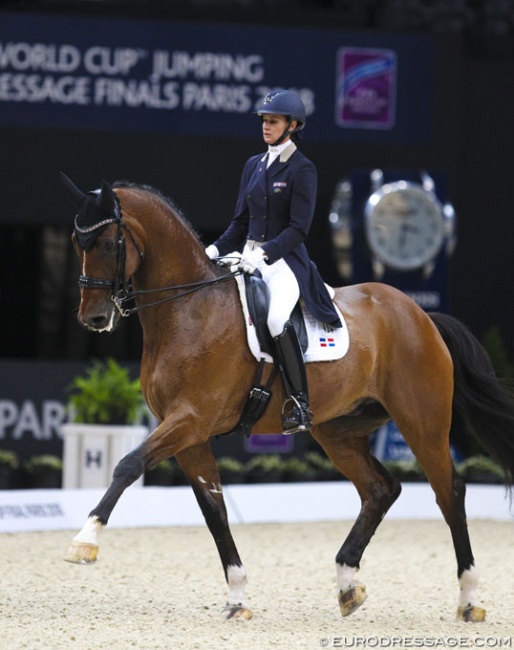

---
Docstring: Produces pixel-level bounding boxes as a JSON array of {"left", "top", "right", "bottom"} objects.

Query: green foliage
[
  {"left": 0, "top": 449, "right": 19, "bottom": 469},
  {"left": 67, "top": 358, "right": 144, "bottom": 425},
  {"left": 383, "top": 459, "right": 425, "bottom": 481},
  {"left": 217, "top": 457, "right": 245, "bottom": 474},
  {"left": 457, "top": 454, "right": 504, "bottom": 481},
  {"left": 304, "top": 451, "right": 340, "bottom": 479},
  {"left": 482, "top": 326, "right": 514, "bottom": 386},
  {"left": 25, "top": 454, "right": 63, "bottom": 473}
]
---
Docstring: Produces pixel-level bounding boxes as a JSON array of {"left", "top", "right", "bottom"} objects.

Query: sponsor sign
[{"left": 0, "top": 13, "right": 434, "bottom": 143}]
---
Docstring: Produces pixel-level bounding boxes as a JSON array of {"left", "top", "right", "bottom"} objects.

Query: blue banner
[{"left": 0, "top": 12, "right": 434, "bottom": 143}]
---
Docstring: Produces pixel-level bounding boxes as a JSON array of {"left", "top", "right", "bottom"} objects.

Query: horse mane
[{"left": 112, "top": 180, "right": 203, "bottom": 244}]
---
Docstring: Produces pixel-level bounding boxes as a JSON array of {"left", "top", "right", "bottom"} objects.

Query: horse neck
[{"left": 125, "top": 192, "right": 216, "bottom": 290}]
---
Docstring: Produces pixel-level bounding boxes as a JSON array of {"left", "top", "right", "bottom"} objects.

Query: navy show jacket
[{"left": 213, "top": 142, "right": 341, "bottom": 327}]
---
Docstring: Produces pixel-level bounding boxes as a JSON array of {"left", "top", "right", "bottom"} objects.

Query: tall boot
[{"left": 273, "top": 320, "right": 312, "bottom": 434}]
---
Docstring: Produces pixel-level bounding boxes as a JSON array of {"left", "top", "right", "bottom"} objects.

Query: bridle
[{"left": 75, "top": 205, "right": 239, "bottom": 319}]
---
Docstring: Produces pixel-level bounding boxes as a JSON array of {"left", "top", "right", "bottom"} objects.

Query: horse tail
[{"left": 429, "top": 311, "right": 514, "bottom": 488}]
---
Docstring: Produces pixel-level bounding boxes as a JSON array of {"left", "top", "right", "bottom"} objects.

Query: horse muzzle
[{"left": 78, "top": 303, "right": 120, "bottom": 333}]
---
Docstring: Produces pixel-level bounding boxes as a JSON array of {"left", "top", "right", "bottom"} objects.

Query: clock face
[{"left": 364, "top": 181, "right": 445, "bottom": 271}]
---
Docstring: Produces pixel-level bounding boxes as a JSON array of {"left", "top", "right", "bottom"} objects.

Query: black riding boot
[{"left": 273, "top": 320, "right": 312, "bottom": 434}]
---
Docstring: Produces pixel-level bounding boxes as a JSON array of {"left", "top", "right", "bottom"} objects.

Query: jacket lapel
[{"left": 267, "top": 141, "right": 296, "bottom": 179}]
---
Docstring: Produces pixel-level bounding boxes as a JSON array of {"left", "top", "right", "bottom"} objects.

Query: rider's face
[{"left": 261, "top": 114, "right": 296, "bottom": 145}]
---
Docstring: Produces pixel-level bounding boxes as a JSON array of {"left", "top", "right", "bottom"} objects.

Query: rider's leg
[{"left": 261, "top": 260, "right": 312, "bottom": 433}]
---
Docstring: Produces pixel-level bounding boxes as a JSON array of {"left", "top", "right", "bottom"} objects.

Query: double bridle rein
[{"left": 75, "top": 209, "right": 239, "bottom": 319}]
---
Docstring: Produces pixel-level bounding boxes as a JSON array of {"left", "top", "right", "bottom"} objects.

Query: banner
[{"left": 0, "top": 12, "right": 434, "bottom": 143}]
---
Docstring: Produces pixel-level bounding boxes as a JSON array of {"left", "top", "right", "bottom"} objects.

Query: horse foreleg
[
  {"left": 314, "top": 427, "right": 401, "bottom": 617},
  {"left": 176, "top": 444, "right": 253, "bottom": 621},
  {"left": 64, "top": 446, "right": 145, "bottom": 564}
]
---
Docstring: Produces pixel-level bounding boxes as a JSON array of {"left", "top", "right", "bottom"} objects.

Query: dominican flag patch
[
  {"left": 319, "top": 337, "right": 335, "bottom": 347},
  {"left": 273, "top": 181, "right": 287, "bottom": 188}
]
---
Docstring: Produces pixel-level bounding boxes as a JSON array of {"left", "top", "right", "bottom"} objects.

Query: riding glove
[
  {"left": 205, "top": 244, "right": 219, "bottom": 260},
  {"left": 239, "top": 247, "right": 268, "bottom": 273}
]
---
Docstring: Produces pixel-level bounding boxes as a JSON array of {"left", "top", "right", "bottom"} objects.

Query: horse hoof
[
  {"left": 338, "top": 584, "right": 367, "bottom": 617},
  {"left": 63, "top": 541, "right": 99, "bottom": 564},
  {"left": 456, "top": 605, "right": 486, "bottom": 622},
  {"left": 221, "top": 604, "right": 253, "bottom": 621}
]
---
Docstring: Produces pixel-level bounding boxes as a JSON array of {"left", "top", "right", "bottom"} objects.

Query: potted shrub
[
  {"left": 0, "top": 449, "right": 20, "bottom": 489},
  {"left": 383, "top": 459, "right": 425, "bottom": 482},
  {"left": 282, "top": 457, "right": 316, "bottom": 483},
  {"left": 457, "top": 454, "right": 504, "bottom": 484},
  {"left": 61, "top": 358, "right": 148, "bottom": 489},
  {"left": 245, "top": 454, "right": 284, "bottom": 483},
  {"left": 25, "top": 454, "right": 63, "bottom": 488},
  {"left": 144, "top": 459, "right": 176, "bottom": 487},
  {"left": 217, "top": 456, "right": 245, "bottom": 485},
  {"left": 66, "top": 358, "right": 144, "bottom": 425},
  {"left": 304, "top": 451, "right": 341, "bottom": 481}
]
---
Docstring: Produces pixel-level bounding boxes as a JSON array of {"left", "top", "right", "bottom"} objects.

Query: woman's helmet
[{"left": 255, "top": 88, "right": 306, "bottom": 132}]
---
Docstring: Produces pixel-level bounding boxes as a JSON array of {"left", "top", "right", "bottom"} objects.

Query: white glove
[
  {"left": 205, "top": 244, "right": 219, "bottom": 260},
  {"left": 239, "top": 247, "right": 267, "bottom": 273}
]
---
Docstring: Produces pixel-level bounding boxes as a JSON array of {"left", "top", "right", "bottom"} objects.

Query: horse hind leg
[
  {"left": 313, "top": 423, "right": 401, "bottom": 617},
  {"left": 395, "top": 386, "right": 486, "bottom": 623},
  {"left": 412, "top": 443, "right": 486, "bottom": 622}
]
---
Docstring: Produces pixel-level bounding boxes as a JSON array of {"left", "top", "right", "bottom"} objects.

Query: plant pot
[
  {"left": 29, "top": 469, "right": 62, "bottom": 489},
  {"left": 0, "top": 465, "right": 15, "bottom": 490},
  {"left": 62, "top": 423, "right": 147, "bottom": 489}
]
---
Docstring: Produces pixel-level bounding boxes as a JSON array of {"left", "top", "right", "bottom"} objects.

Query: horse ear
[
  {"left": 98, "top": 179, "right": 118, "bottom": 216},
  {"left": 59, "top": 172, "right": 86, "bottom": 208}
]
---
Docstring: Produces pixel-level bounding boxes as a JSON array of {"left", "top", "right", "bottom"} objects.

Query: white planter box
[{"left": 62, "top": 423, "right": 148, "bottom": 489}]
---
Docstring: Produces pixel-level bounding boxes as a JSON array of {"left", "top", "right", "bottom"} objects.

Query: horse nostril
[{"left": 91, "top": 315, "right": 110, "bottom": 330}]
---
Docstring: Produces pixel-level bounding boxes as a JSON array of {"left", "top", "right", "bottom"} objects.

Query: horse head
[{"left": 60, "top": 173, "right": 144, "bottom": 332}]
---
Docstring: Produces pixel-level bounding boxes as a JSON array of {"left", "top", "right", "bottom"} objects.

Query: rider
[{"left": 205, "top": 88, "right": 341, "bottom": 434}]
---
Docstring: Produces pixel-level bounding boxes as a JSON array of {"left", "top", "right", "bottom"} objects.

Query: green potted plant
[
  {"left": 245, "top": 454, "right": 284, "bottom": 484},
  {"left": 24, "top": 454, "right": 63, "bottom": 488},
  {"left": 61, "top": 358, "right": 148, "bottom": 489},
  {"left": 282, "top": 457, "right": 316, "bottom": 483},
  {"left": 0, "top": 449, "right": 20, "bottom": 489},
  {"left": 67, "top": 358, "right": 144, "bottom": 425},
  {"left": 457, "top": 454, "right": 504, "bottom": 484},
  {"left": 217, "top": 456, "right": 245, "bottom": 484},
  {"left": 144, "top": 459, "right": 176, "bottom": 487},
  {"left": 383, "top": 459, "right": 425, "bottom": 482},
  {"left": 304, "top": 451, "right": 341, "bottom": 481}
]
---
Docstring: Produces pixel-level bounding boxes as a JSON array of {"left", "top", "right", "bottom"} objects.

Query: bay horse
[{"left": 60, "top": 174, "right": 514, "bottom": 623}]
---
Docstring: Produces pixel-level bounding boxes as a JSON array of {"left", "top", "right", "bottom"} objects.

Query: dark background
[{"left": 1, "top": 0, "right": 513, "bottom": 364}]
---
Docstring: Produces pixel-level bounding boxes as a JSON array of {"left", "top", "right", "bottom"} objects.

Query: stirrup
[{"left": 281, "top": 396, "right": 312, "bottom": 435}]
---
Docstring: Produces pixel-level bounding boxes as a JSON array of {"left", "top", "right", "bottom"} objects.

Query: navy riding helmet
[{"left": 255, "top": 88, "right": 306, "bottom": 144}]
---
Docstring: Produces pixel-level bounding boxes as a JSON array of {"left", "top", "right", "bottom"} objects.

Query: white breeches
[{"left": 244, "top": 241, "right": 299, "bottom": 338}]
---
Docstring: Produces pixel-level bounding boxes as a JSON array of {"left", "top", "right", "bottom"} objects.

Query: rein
[
  {"left": 76, "top": 211, "right": 241, "bottom": 318},
  {"left": 114, "top": 271, "right": 241, "bottom": 318}
]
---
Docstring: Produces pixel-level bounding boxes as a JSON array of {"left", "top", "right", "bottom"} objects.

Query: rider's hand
[
  {"left": 239, "top": 247, "right": 267, "bottom": 273},
  {"left": 205, "top": 244, "right": 219, "bottom": 260}
]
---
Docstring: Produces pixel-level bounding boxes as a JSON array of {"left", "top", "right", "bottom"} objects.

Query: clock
[{"left": 364, "top": 169, "right": 454, "bottom": 280}]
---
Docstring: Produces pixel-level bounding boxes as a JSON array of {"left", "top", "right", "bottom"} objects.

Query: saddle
[{"left": 244, "top": 270, "right": 308, "bottom": 357}]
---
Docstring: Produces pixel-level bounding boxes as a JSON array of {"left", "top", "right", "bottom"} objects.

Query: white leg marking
[
  {"left": 336, "top": 563, "right": 362, "bottom": 590},
  {"left": 73, "top": 515, "right": 103, "bottom": 546},
  {"left": 197, "top": 475, "right": 222, "bottom": 494},
  {"left": 458, "top": 565, "right": 479, "bottom": 608},
  {"left": 226, "top": 564, "right": 248, "bottom": 607}
]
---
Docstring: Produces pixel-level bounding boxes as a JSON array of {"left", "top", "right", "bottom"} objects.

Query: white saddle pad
[{"left": 234, "top": 274, "right": 350, "bottom": 364}]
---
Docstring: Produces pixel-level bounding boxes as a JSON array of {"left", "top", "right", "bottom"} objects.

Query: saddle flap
[{"left": 243, "top": 271, "right": 308, "bottom": 356}]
